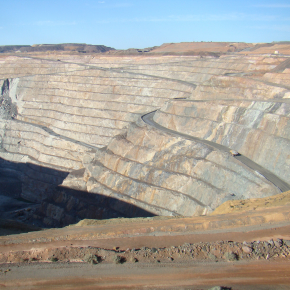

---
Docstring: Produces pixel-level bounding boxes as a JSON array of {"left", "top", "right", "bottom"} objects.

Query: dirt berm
[{"left": 1, "top": 192, "right": 290, "bottom": 289}]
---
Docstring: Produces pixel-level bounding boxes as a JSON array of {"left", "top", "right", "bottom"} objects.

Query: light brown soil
[
  {"left": 1, "top": 260, "right": 290, "bottom": 290},
  {"left": 1, "top": 203, "right": 290, "bottom": 289},
  {"left": 212, "top": 190, "right": 290, "bottom": 215}
]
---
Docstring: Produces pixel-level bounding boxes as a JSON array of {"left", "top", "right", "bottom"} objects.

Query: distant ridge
[{"left": 0, "top": 43, "right": 115, "bottom": 53}]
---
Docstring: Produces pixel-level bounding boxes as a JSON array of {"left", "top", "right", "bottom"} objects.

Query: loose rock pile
[{"left": 1, "top": 239, "right": 289, "bottom": 265}]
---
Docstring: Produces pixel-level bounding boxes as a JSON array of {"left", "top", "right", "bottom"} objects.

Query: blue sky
[{"left": 1, "top": 0, "right": 290, "bottom": 49}]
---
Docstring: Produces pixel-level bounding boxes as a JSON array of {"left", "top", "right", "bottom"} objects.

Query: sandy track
[{"left": 1, "top": 259, "right": 290, "bottom": 289}]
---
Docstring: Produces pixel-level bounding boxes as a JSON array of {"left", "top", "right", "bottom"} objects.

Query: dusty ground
[
  {"left": 1, "top": 231, "right": 290, "bottom": 265},
  {"left": 1, "top": 201, "right": 290, "bottom": 289},
  {"left": 212, "top": 190, "right": 290, "bottom": 215},
  {"left": 1, "top": 260, "right": 290, "bottom": 290}
]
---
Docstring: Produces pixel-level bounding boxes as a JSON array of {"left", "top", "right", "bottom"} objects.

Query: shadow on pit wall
[{"left": 0, "top": 157, "right": 156, "bottom": 235}]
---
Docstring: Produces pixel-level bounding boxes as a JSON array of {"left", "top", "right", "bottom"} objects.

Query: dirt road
[
  {"left": 1, "top": 260, "right": 290, "bottom": 290},
  {"left": 142, "top": 111, "right": 290, "bottom": 192}
]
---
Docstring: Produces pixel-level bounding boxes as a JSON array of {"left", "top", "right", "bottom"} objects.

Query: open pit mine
[{"left": 0, "top": 42, "right": 290, "bottom": 289}]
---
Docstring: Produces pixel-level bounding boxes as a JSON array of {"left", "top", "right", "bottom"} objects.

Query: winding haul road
[
  {"left": 142, "top": 110, "right": 290, "bottom": 192},
  {"left": 12, "top": 107, "right": 290, "bottom": 194},
  {"left": 8, "top": 54, "right": 290, "bottom": 192},
  {"left": 13, "top": 108, "right": 290, "bottom": 192}
]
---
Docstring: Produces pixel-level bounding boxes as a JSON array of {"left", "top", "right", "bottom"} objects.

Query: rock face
[
  {"left": 154, "top": 99, "right": 290, "bottom": 183},
  {"left": 83, "top": 121, "right": 279, "bottom": 216},
  {"left": 0, "top": 79, "right": 18, "bottom": 120},
  {"left": 0, "top": 50, "right": 289, "bottom": 226}
]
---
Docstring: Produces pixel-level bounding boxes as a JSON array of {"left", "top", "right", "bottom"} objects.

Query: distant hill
[
  {"left": 0, "top": 43, "right": 115, "bottom": 53},
  {"left": 149, "top": 42, "right": 254, "bottom": 55},
  {"left": 106, "top": 42, "right": 255, "bottom": 56}
]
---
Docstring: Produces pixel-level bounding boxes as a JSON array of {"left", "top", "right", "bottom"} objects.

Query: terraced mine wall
[
  {"left": 0, "top": 53, "right": 289, "bottom": 227},
  {"left": 154, "top": 99, "right": 290, "bottom": 183},
  {"left": 0, "top": 158, "right": 156, "bottom": 228}
]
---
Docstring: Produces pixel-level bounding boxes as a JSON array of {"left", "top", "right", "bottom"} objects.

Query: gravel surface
[{"left": 1, "top": 238, "right": 290, "bottom": 265}]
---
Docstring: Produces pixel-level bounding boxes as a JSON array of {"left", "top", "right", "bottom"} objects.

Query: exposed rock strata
[
  {"left": 0, "top": 52, "right": 289, "bottom": 224},
  {"left": 82, "top": 121, "right": 280, "bottom": 216},
  {"left": 154, "top": 99, "right": 290, "bottom": 183}
]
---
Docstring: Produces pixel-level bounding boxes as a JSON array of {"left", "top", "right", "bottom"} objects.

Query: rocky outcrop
[
  {"left": 154, "top": 98, "right": 290, "bottom": 184},
  {"left": 0, "top": 79, "right": 18, "bottom": 120},
  {"left": 78, "top": 120, "right": 280, "bottom": 216}
]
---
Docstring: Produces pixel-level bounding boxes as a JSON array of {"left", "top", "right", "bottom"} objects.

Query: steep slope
[
  {"left": 154, "top": 98, "right": 290, "bottom": 183},
  {"left": 0, "top": 50, "right": 289, "bottom": 224},
  {"left": 79, "top": 120, "right": 280, "bottom": 216}
]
